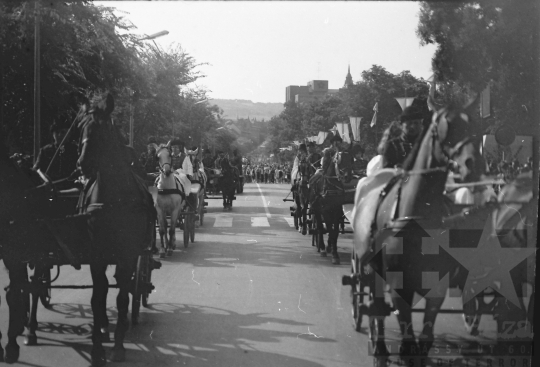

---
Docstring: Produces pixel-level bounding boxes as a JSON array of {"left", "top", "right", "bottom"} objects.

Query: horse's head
[
  {"left": 156, "top": 141, "right": 173, "bottom": 176},
  {"left": 429, "top": 95, "right": 485, "bottom": 182}
]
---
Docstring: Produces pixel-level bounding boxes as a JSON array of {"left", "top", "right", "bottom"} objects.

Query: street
[{"left": 0, "top": 183, "right": 507, "bottom": 367}]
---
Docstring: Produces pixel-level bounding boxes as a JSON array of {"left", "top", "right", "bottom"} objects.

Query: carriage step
[
  {"left": 150, "top": 259, "right": 162, "bottom": 270},
  {"left": 203, "top": 202, "right": 208, "bottom": 206}
]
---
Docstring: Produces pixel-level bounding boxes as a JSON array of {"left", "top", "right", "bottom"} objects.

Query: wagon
[{"left": 24, "top": 173, "right": 162, "bottom": 345}]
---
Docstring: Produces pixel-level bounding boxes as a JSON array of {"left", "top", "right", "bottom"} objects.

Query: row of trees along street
[
  {"left": 266, "top": 1, "right": 539, "bottom": 163},
  {"left": 0, "top": 1, "right": 231, "bottom": 156}
]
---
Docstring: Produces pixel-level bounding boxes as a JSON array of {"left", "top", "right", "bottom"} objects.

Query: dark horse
[
  {"left": 292, "top": 156, "right": 311, "bottom": 235},
  {"left": 309, "top": 148, "right": 358, "bottom": 264},
  {"left": 76, "top": 94, "right": 156, "bottom": 366},
  {"left": 351, "top": 97, "right": 486, "bottom": 363},
  {"left": 218, "top": 157, "right": 237, "bottom": 210}
]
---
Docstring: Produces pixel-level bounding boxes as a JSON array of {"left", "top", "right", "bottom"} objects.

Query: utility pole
[{"left": 33, "top": 0, "right": 41, "bottom": 163}]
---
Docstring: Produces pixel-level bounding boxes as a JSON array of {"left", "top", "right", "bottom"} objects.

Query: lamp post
[{"left": 128, "top": 30, "right": 169, "bottom": 147}]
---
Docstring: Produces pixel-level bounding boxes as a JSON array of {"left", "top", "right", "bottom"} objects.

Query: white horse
[{"left": 152, "top": 142, "right": 187, "bottom": 258}]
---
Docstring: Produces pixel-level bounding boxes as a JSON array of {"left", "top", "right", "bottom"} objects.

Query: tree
[{"left": 416, "top": 1, "right": 539, "bottom": 133}]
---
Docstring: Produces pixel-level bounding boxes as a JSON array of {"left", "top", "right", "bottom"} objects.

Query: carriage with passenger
[
  {"left": 0, "top": 94, "right": 163, "bottom": 366},
  {"left": 340, "top": 96, "right": 536, "bottom": 366}
]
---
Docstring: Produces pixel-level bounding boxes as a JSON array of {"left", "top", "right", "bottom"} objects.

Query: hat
[
  {"left": 299, "top": 143, "right": 307, "bottom": 151},
  {"left": 147, "top": 136, "right": 157, "bottom": 144},
  {"left": 307, "top": 141, "right": 315, "bottom": 147},
  {"left": 400, "top": 106, "right": 424, "bottom": 123}
]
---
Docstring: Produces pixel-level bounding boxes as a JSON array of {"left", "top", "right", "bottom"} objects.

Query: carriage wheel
[
  {"left": 189, "top": 214, "right": 195, "bottom": 243},
  {"left": 132, "top": 254, "right": 145, "bottom": 325},
  {"left": 39, "top": 268, "right": 52, "bottom": 309},
  {"left": 183, "top": 215, "right": 189, "bottom": 248},
  {"left": 351, "top": 258, "right": 364, "bottom": 332}
]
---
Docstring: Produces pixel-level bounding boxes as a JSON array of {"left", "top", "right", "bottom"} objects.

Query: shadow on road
[{"left": 30, "top": 303, "right": 333, "bottom": 367}]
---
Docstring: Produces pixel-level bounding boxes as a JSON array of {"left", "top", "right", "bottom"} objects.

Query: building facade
[{"left": 285, "top": 66, "right": 354, "bottom": 104}]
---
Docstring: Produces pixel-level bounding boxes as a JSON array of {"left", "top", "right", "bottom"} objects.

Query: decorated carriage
[{"left": 340, "top": 98, "right": 536, "bottom": 367}]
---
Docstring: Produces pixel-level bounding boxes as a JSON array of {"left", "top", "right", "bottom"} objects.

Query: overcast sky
[{"left": 98, "top": 1, "right": 436, "bottom": 103}]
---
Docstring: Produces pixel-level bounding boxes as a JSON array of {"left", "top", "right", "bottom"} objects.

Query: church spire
[{"left": 344, "top": 64, "right": 353, "bottom": 88}]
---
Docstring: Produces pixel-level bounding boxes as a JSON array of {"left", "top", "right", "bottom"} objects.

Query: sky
[{"left": 98, "top": 1, "right": 436, "bottom": 103}]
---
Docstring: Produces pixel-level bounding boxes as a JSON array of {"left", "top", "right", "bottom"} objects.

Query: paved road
[{"left": 0, "top": 183, "right": 515, "bottom": 367}]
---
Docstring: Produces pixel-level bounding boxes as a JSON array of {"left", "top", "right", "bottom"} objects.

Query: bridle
[{"left": 156, "top": 147, "right": 172, "bottom": 173}]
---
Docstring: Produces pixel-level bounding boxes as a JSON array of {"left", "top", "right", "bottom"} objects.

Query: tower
[{"left": 344, "top": 65, "right": 353, "bottom": 88}]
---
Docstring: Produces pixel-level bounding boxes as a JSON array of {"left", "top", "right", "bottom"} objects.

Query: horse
[
  {"left": 351, "top": 96, "right": 487, "bottom": 360},
  {"left": 292, "top": 158, "right": 311, "bottom": 235},
  {"left": 75, "top": 93, "right": 156, "bottom": 366},
  {"left": 152, "top": 142, "right": 187, "bottom": 258},
  {"left": 309, "top": 147, "right": 358, "bottom": 264},
  {"left": 217, "top": 157, "right": 237, "bottom": 210}
]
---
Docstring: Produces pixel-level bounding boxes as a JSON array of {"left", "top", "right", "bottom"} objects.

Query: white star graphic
[{"left": 439, "top": 213, "right": 535, "bottom": 308}]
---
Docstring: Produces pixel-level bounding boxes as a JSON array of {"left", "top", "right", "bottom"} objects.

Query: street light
[{"left": 129, "top": 30, "right": 169, "bottom": 147}]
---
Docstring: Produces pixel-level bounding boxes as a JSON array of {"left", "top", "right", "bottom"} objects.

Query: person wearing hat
[
  {"left": 381, "top": 106, "right": 424, "bottom": 169},
  {"left": 33, "top": 120, "right": 79, "bottom": 183},
  {"left": 171, "top": 139, "right": 193, "bottom": 180},
  {"left": 214, "top": 150, "right": 226, "bottom": 169}
]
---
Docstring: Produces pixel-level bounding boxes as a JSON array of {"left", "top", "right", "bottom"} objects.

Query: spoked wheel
[
  {"left": 351, "top": 258, "right": 364, "bottom": 332},
  {"left": 39, "top": 267, "right": 52, "bottom": 308},
  {"left": 189, "top": 214, "right": 195, "bottom": 243},
  {"left": 132, "top": 254, "right": 145, "bottom": 325},
  {"left": 199, "top": 191, "right": 205, "bottom": 226},
  {"left": 183, "top": 215, "right": 189, "bottom": 248}
]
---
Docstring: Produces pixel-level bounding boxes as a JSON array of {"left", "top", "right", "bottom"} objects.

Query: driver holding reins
[{"left": 381, "top": 106, "right": 424, "bottom": 169}]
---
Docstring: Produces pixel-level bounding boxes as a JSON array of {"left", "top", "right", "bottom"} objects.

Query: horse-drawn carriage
[
  {"left": 204, "top": 160, "right": 238, "bottom": 210},
  {"left": 1, "top": 94, "right": 162, "bottom": 366},
  {"left": 340, "top": 98, "right": 536, "bottom": 366}
]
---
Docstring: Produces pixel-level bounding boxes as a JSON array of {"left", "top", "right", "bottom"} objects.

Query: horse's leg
[
  {"left": 4, "top": 263, "right": 28, "bottom": 363},
  {"left": 329, "top": 220, "right": 340, "bottom": 265},
  {"left": 110, "top": 261, "right": 136, "bottom": 362},
  {"left": 169, "top": 205, "right": 180, "bottom": 255},
  {"left": 89, "top": 262, "right": 108, "bottom": 367},
  {"left": 315, "top": 213, "right": 327, "bottom": 256},
  {"left": 157, "top": 208, "right": 167, "bottom": 258},
  {"left": 301, "top": 195, "right": 308, "bottom": 236},
  {"left": 419, "top": 297, "right": 445, "bottom": 356},
  {"left": 25, "top": 270, "right": 40, "bottom": 345},
  {"left": 392, "top": 289, "right": 418, "bottom": 357}
]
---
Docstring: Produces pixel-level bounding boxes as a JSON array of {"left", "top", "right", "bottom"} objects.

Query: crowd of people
[{"left": 243, "top": 164, "right": 292, "bottom": 184}]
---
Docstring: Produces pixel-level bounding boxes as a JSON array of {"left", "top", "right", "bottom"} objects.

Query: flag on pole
[
  {"left": 395, "top": 97, "right": 415, "bottom": 111},
  {"left": 370, "top": 102, "right": 378, "bottom": 128},
  {"left": 349, "top": 117, "right": 362, "bottom": 141},
  {"left": 335, "top": 122, "right": 351, "bottom": 143}
]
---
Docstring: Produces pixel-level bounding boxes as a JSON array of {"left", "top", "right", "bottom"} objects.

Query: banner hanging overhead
[
  {"left": 335, "top": 122, "right": 351, "bottom": 143},
  {"left": 395, "top": 97, "right": 416, "bottom": 111},
  {"left": 349, "top": 117, "right": 362, "bottom": 141}
]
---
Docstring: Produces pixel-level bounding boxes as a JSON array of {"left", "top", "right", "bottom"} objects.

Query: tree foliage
[
  {"left": 416, "top": 1, "right": 539, "bottom": 133},
  {"left": 0, "top": 1, "right": 223, "bottom": 155},
  {"left": 265, "top": 65, "right": 428, "bottom": 156}
]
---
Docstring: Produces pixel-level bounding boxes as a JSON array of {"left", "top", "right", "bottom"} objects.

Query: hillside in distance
[{"left": 210, "top": 99, "right": 284, "bottom": 121}]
